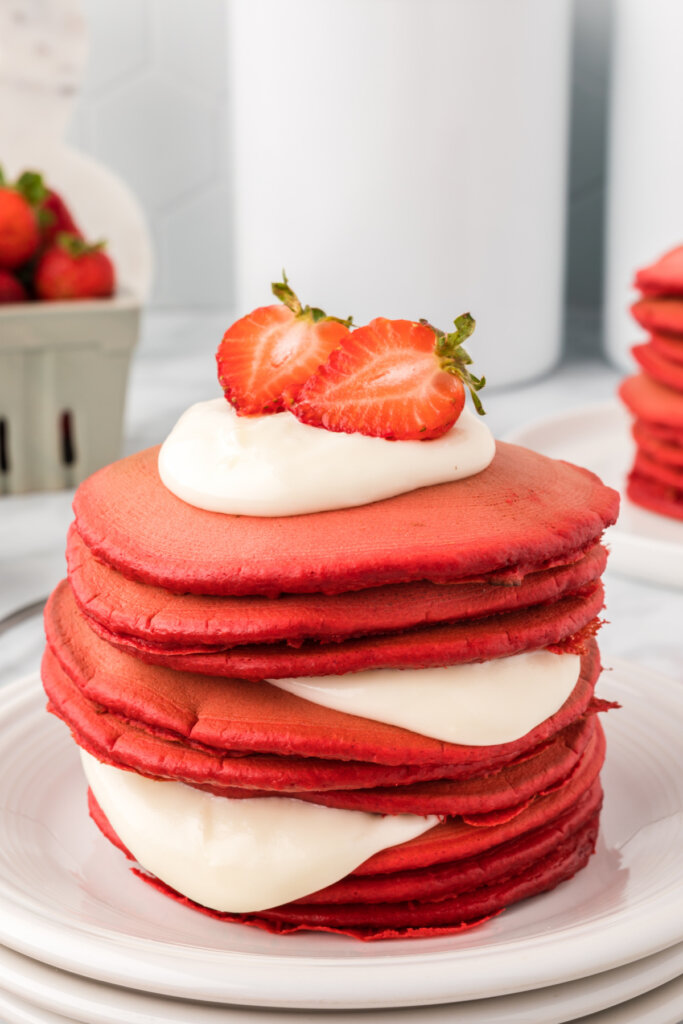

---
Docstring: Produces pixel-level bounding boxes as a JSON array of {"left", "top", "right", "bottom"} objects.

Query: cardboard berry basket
[{"left": 0, "top": 293, "right": 141, "bottom": 494}]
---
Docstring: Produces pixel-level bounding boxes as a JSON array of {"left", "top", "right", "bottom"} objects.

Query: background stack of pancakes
[
  {"left": 620, "top": 245, "right": 683, "bottom": 519},
  {"left": 42, "top": 440, "right": 619, "bottom": 939}
]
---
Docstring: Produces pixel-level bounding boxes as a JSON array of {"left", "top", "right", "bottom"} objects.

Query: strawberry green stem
[
  {"left": 271, "top": 271, "right": 353, "bottom": 327},
  {"left": 15, "top": 170, "right": 47, "bottom": 206},
  {"left": 57, "top": 232, "right": 107, "bottom": 257},
  {"left": 421, "top": 313, "right": 487, "bottom": 415}
]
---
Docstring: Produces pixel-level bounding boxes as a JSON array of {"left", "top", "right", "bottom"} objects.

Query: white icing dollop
[
  {"left": 158, "top": 398, "right": 495, "bottom": 516},
  {"left": 81, "top": 751, "right": 437, "bottom": 913},
  {"left": 269, "top": 651, "right": 581, "bottom": 747}
]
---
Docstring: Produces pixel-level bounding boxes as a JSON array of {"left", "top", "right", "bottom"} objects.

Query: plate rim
[{"left": 0, "top": 939, "right": 682, "bottom": 1024}]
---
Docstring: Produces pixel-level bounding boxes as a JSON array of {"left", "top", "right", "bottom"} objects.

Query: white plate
[
  {"left": 1, "top": 976, "right": 673, "bottom": 1024},
  {"left": 0, "top": 939, "right": 681, "bottom": 1024},
  {"left": 505, "top": 401, "right": 683, "bottom": 589},
  {"left": 0, "top": 667, "right": 681, "bottom": 1010}
]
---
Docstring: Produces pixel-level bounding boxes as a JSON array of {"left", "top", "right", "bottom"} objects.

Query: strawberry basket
[
  {"left": 0, "top": 149, "right": 152, "bottom": 495},
  {"left": 0, "top": 293, "right": 140, "bottom": 494}
]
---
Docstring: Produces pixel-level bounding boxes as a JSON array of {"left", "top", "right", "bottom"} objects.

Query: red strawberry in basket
[
  {"left": 0, "top": 268, "right": 28, "bottom": 303},
  {"left": 40, "top": 188, "right": 82, "bottom": 247},
  {"left": 0, "top": 169, "right": 41, "bottom": 270},
  {"left": 7, "top": 170, "right": 82, "bottom": 248},
  {"left": 34, "top": 233, "right": 115, "bottom": 300},
  {"left": 293, "top": 315, "right": 486, "bottom": 440},
  {"left": 217, "top": 274, "right": 353, "bottom": 415}
]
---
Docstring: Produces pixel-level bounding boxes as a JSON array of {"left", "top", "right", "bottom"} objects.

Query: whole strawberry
[
  {"left": 0, "top": 268, "right": 28, "bottom": 303},
  {"left": 40, "top": 188, "right": 82, "bottom": 247},
  {"left": 34, "top": 232, "right": 115, "bottom": 300},
  {"left": 0, "top": 169, "right": 41, "bottom": 270}
]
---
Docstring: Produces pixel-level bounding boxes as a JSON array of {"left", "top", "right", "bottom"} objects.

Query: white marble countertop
[{"left": 1, "top": 310, "right": 681, "bottom": 686}]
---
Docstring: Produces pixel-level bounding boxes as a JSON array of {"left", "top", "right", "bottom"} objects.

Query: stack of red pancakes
[
  {"left": 42, "top": 439, "right": 619, "bottom": 940},
  {"left": 620, "top": 244, "right": 683, "bottom": 519}
]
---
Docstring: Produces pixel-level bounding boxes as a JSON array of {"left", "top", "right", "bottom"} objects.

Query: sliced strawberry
[
  {"left": 292, "top": 315, "right": 485, "bottom": 441},
  {"left": 216, "top": 275, "right": 352, "bottom": 415}
]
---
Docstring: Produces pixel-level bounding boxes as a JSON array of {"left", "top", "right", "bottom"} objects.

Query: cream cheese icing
[
  {"left": 158, "top": 398, "right": 495, "bottom": 516},
  {"left": 269, "top": 651, "right": 581, "bottom": 746},
  {"left": 81, "top": 751, "right": 438, "bottom": 913}
]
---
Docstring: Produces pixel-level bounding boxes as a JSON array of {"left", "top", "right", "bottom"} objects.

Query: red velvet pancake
[
  {"left": 650, "top": 333, "right": 683, "bottom": 366},
  {"left": 67, "top": 525, "right": 608, "bottom": 649},
  {"left": 619, "top": 375, "right": 683, "bottom": 430},
  {"left": 46, "top": 402, "right": 616, "bottom": 939},
  {"left": 633, "top": 451, "right": 683, "bottom": 490},
  {"left": 207, "top": 719, "right": 602, "bottom": 815},
  {"left": 43, "top": 641, "right": 602, "bottom": 815},
  {"left": 89, "top": 791, "right": 600, "bottom": 939},
  {"left": 87, "top": 724, "right": 605, "bottom": 881},
  {"left": 280, "top": 784, "right": 605, "bottom": 905},
  {"left": 71, "top": 443, "right": 619, "bottom": 597},
  {"left": 631, "top": 297, "right": 683, "bottom": 336},
  {"left": 90, "top": 776, "right": 602, "bottom": 907},
  {"left": 627, "top": 473, "right": 683, "bottom": 520},
  {"left": 635, "top": 245, "right": 683, "bottom": 297},
  {"left": 43, "top": 585, "right": 603, "bottom": 781},
  {"left": 82, "top": 583, "right": 604, "bottom": 679},
  {"left": 632, "top": 343, "right": 683, "bottom": 392},
  {"left": 633, "top": 421, "right": 683, "bottom": 467},
  {"left": 359, "top": 723, "right": 605, "bottom": 873},
  {"left": 224, "top": 815, "right": 600, "bottom": 935},
  {"left": 633, "top": 418, "right": 683, "bottom": 446}
]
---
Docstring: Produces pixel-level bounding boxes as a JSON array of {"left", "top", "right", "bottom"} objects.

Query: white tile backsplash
[{"left": 62, "top": 0, "right": 610, "bottom": 341}]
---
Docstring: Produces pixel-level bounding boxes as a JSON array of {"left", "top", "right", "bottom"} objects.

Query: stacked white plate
[{"left": 0, "top": 649, "right": 681, "bottom": 1024}]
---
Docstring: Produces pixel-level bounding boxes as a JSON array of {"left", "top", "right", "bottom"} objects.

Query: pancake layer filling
[
  {"left": 268, "top": 651, "right": 581, "bottom": 746},
  {"left": 81, "top": 750, "right": 438, "bottom": 913}
]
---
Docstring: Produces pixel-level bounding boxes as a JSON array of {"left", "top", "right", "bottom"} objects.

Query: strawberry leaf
[
  {"left": 15, "top": 170, "right": 47, "bottom": 206},
  {"left": 421, "top": 313, "right": 487, "bottom": 416},
  {"left": 271, "top": 271, "right": 354, "bottom": 328},
  {"left": 38, "top": 207, "right": 56, "bottom": 231},
  {"left": 271, "top": 270, "right": 302, "bottom": 316},
  {"left": 57, "top": 232, "right": 107, "bottom": 257}
]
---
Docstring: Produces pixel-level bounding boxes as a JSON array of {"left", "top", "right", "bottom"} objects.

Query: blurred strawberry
[
  {"left": 34, "top": 232, "right": 115, "bottom": 300},
  {"left": 40, "top": 188, "right": 82, "bottom": 247},
  {"left": 0, "top": 268, "right": 28, "bottom": 303},
  {"left": 0, "top": 168, "right": 41, "bottom": 270}
]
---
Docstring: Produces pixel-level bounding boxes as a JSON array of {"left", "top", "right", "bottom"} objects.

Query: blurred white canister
[
  {"left": 227, "top": 0, "right": 572, "bottom": 388},
  {"left": 604, "top": 0, "right": 683, "bottom": 371}
]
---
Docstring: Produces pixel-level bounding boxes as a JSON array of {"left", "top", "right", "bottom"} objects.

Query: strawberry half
[
  {"left": 292, "top": 315, "right": 485, "bottom": 440},
  {"left": 216, "top": 275, "right": 353, "bottom": 415}
]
